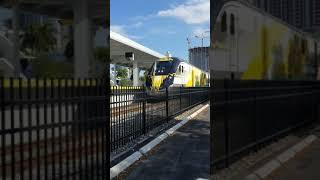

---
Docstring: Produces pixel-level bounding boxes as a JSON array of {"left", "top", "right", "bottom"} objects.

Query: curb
[
  {"left": 110, "top": 151, "right": 143, "bottom": 179},
  {"left": 110, "top": 103, "right": 209, "bottom": 179},
  {"left": 244, "top": 134, "right": 318, "bottom": 180}
]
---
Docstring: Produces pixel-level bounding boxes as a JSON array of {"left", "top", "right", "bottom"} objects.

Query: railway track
[{"left": 0, "top": 129, "right": 107, "bottom": 178}]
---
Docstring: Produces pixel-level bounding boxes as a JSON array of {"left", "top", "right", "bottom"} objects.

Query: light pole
[
  {"left": 195, "top": 30, "right": 210, "bottom": 47},
  {"left": 187, "top": 37, "right": 191, "bottom": 49}
]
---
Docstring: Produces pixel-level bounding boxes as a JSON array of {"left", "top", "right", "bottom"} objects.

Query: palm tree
[{"left": 21, "top": 23, "right": 56, "bottom": 56}]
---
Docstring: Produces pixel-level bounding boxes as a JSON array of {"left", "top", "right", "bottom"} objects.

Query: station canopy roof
[{"left": 110, "top": 30, "right": 164, "bottom": 69}]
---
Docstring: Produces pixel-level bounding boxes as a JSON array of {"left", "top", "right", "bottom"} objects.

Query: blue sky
[{"left": 110, "top": 0, "right": 210, "bottom": 61}]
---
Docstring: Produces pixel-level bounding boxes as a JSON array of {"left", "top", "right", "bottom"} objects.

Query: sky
[{"left": 110, "top": 0, "right": 210, "bottom": 61}]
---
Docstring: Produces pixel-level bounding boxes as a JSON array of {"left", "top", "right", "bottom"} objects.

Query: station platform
[
  {"left": 266, "top": 128, "right": 320, "bottom": 180},
  {"left": 120, "top": 105, "right": 210, "bottom": 180}
]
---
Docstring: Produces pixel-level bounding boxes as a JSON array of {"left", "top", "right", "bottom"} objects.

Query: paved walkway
[
  {"left": 125, "top": 107, "right": 210, "bottom": 180},
  {"left": 267, "top": 131, "right": 320, "bottom": 180}
]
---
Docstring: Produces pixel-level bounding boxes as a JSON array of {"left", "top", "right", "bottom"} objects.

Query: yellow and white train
[
  {"left": 145, "top": 57, "right": 209, "bottom": 91},
  {"left": 210, "top": 0, "right": 320, "bottom": 80}
]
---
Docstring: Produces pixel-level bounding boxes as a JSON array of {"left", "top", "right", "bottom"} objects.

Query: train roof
[
  {"left": 156, "top": 57, "right": 208, "bottom": 73},
  {"left": 158, "top": 56, "right": 184, "bottom": 63},
  {"left": 217, "top": 0, "right": 318, "bottom": 41}
]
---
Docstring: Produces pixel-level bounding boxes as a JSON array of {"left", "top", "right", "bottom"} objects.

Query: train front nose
[
  {"left": 159, "top": 75, "right": 174, "bottom": 90},
  {"left": 150, "top": 75, "right": 166, "bottom": 90}
]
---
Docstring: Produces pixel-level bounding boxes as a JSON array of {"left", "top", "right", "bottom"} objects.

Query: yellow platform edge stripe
[{"left": 0, "top": 79, "right": 143, "bottom": 89}]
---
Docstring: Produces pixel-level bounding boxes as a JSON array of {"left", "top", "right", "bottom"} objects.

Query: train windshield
[{"left": 153, "top": 61, "right": 174, "bottom": 75}]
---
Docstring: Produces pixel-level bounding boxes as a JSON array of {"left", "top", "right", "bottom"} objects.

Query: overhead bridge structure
[{"left": 0, "top": 0, "right": 107, "bottom": 78}]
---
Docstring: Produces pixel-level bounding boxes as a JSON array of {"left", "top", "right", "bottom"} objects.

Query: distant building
[
  {"left": 189, "top": 47, "right": 209, "bottom": 72},
  {"left": 211, "top": 0, "right": 320, "bottom": 34},
  {"left": 253, "top": 0, "right": 320, "bottom": 33}
]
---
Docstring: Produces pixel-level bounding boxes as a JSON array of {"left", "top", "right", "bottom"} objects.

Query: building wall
[
  {"left": 189, "top": 47, "right": 209, "bottom": 72},
  {"left": 312, "top": 0, "right": 320, "bottom": 26}
]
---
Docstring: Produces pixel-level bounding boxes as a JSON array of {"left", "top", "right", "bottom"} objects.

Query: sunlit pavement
[
  {"left": 266, "top": 128, "right": 320, "bottom": 180},
  {"left": 124, "top": 107, "right": 210, "bottom": 180}
]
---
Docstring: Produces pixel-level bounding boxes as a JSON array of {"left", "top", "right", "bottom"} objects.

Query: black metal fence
[
  {"left": 110, "top": 86, "right": 209, "bottom": 152},
  {"left": 210, "top": 80, "right": 320, "bottom": 173},
  {"left": 0, "top": 78, "right": 109, "bottom": 179},
  {"left": 0, "top": 77, "right": 209, "bottom": 179}
]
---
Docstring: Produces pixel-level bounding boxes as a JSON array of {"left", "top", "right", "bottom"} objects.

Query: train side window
[
  {"left": 230, "top": 14, "right": 235, "bottom": 35},
  {"left": 221, "top": 12, "right": 227, "bottom": 32},
  {"left": 177, "top": 65, "right": 183, "bottom": 75}
]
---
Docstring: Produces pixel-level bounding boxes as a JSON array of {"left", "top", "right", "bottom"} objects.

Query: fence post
[
  {"left": 189, "top": 87, "right": 191, "bottom": 106},
  {"left": 312, "top": 84, "right": 318, "bottom": 123},
  {"left": 180, "top": 86, "right": 182, "bottom": 111},
  {"left": 253, "top": 81, "right": 258, "bottom": 152},
  {"left": 224, "top": 79, "right": 230, "bottom": 168},
  {"left": 316, "top": 84, "right": 319, "bottom": 122},
  {"left": 0, "top": 77, "right": 5, "bottom": 179},
  {"left": 166, "top": 87, "right": 169, "bottom": 122},
  {"left": 143, "top": 87, "right": 147, "bottom": 134}
]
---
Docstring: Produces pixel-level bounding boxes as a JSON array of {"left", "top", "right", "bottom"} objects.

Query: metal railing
[
  {"left": 110, "top": 86, "right": 209, "bottom": 152},
  {"left": 210, "top": 79, "right": 320, "bottom": 173},
  {"left": 0, "top": 77, "right": 209, "bottom": 178},
  {"left": 0, "top": 77, "right": 109, "bottom": 179}
]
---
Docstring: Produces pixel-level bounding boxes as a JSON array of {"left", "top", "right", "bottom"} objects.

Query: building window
[
  {"left": 221, "top": 12, "right": 227, "bottom": 32},
  {"left": 230, "top": 14, "right": 235, "bottom": 35}
]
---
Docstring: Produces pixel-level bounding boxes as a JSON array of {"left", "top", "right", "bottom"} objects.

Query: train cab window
[
  {"left": 154, "top": 61, "right": 174, "bottom": 75},
  {"left": 177, "top": 65, "right": 182, "bottom": 75},
  {"left": 230, "top": 14, "right": 235, "bottom": 35},
  {"left": 221, "top": 12, "right": 227, "bottom": 32},
  {"left": 181, "top": 66, "right": 184, "bottom": 73}
]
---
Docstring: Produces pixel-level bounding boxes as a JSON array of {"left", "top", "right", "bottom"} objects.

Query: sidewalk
[
  {"left": 266, "top": 128, "right": 320, "bottom": 180},
  {"left": 123, "top": 106, "right": 210, "bottom": 180}
]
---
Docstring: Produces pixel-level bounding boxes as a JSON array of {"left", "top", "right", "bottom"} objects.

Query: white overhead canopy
[{"left": 110, "top": 30, "right": 164, "bottom": 69}]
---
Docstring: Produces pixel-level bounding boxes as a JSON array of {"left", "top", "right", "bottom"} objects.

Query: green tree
[
  {"left": 21, "top": 23, "right": 56, "bottom": 56},
  {"left": 90, "top": 47, "right": 109, "bottom": 78},
  {"left": 139, "top": 70, "right": 148, "bottom": 83},
  {"left": 116, "top": 67, "right": 128, "bottom": 79}
]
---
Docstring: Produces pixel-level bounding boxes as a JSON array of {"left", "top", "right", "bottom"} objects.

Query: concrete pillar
[
  {"left": 73, "top": 0, "right": 92, "bottom": 78},
  {"left": 133, "top": 61, "right": 139, "bottom": 86},
  {"left": 55, "top": 20, "right": 63, "bottom": 53},
  {"left": 12, "top": 2, "right": 21, "bottom": 77}
]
